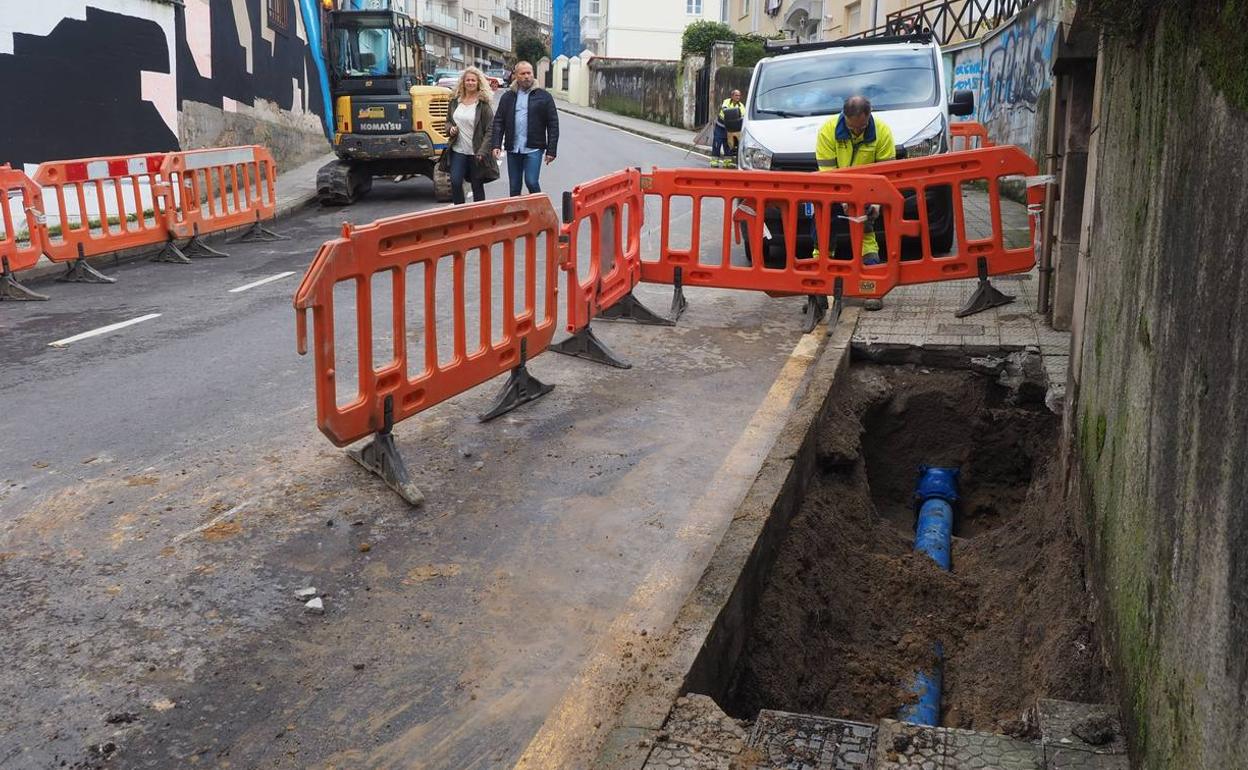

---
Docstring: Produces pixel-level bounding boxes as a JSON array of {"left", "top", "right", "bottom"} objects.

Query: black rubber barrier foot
[
  {"left": 0, "top": 258, "right": 47, "bottom": 301},
  {"left": 550, "top": 324, "right": 631, "bottom": 369},
  {"left": 800, "top": 294, "right": 829, "bottom": 334},
  {"left": 346, "top": 396, "right": 424, "bottom": 507},
  {"left": 228, "top": 214, "right": 290, "bottom": 244},
  {"left": 181, "top": 229, "right": 229, "bottom": 259},
  {"left": 597, "top": 291, "right": 674, "bottom": 327},
  {"left": 955, "top": 256, "right": 1014, "bottom": 318},
  {"left": 669, "top": 266, "right": 689, "bottom": 322},
  {"left": 479, "top": 340, "right": 554, "bottom": 422},
  {"left": 153, "top": 239, "right": 192, "bottom": 264},
  {"left": 57, "top": 254, "right": 116, "bottom": 284}
]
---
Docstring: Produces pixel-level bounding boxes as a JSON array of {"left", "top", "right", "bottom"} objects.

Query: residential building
[
  {"left": 727, "top": 0, "right": 912, "bottom": 41},
  {"left": 509, "top": 0, "right": 553, "bottom": 48},
  {"left": 417, "top": 0, "right": 514, "bottom": 69},
  {"left": 509, "top": 0, "right": 553, "bottom": 27},
  {"left": 583, "top": 0, "right": 727, "bottom": 59}
]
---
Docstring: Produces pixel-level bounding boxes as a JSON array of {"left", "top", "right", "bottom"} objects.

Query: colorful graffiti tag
[{"left": 978, "top": 0, "right": 1057, "bottom": 151}]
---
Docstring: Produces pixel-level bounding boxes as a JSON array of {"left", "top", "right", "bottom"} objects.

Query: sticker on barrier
[
  {"left": 33, "top": 152, "right": 169, "bottom": 282},
  {"left": 0, "top": 164, "right": 49, "bottom": 300},
  {"left": 293, "top": 195, "right": 562, "bottom": 504}
]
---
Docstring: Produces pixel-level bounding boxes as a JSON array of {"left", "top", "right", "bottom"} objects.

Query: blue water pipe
[
  {"left": 299, "top": 0, "right": 336, "bottom": 140},
  {"left": 897, "top": 465, "right": 959, "bottom": 726}
]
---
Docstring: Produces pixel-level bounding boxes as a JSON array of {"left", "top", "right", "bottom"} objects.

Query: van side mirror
[{"left": 951, "top": 90, "right": 974, "bottom": 117}]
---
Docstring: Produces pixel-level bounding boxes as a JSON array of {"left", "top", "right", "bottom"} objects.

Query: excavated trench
[{"left": 722, "top": 364, "right": 1109, "bottom": 734}]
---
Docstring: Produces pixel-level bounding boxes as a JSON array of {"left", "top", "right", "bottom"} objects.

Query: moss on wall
[{"left": 1070, "top": 4, "right": 1248, "bottom": 766}]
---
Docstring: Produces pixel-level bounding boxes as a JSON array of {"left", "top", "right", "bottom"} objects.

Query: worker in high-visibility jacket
[
  {"left": 814, "top": 95, "right": 894, "bottom": 309},
  {"left": 712, "top": 89, "right": 745, "bottom": 168}
]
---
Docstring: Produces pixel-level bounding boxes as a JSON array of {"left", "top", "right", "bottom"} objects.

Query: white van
[{"left": 736, "top": 33, "right": 975, "bottom": 261}]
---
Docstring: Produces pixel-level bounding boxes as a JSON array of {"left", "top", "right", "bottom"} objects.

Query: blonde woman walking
[{"left": 438, "top": 66, "right": 499, "bottom": 204}]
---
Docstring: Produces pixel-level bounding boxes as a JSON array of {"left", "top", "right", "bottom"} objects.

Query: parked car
[
  {"left": 428, "top": 68, "right": 461, "bottom": 88},
  {"left": 735, "top": 33, "right": 976, "bottom": 264},
  {"left": 485, "top": 67, "right": 510, "bottom": 88}
]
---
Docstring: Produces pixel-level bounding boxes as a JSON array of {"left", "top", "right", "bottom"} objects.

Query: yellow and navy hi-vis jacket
[{"left": 815, "top": 113, "right": 896, "bottom": 170}]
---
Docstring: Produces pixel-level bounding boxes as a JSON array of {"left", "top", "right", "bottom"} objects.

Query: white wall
[{"left": 602, "top": 0, "right": 724, "bottom": 60}]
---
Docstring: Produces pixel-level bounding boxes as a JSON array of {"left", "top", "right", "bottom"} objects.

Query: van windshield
[{"left": 751, "top": 48, "right": 939, "bottom": 119}]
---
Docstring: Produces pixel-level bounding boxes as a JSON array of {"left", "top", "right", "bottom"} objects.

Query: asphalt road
[{"left": 0, "top": 115, "right": 812, "bottom": 769}]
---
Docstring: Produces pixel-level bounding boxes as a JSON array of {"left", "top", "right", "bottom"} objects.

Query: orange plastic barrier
[
  {"left": 161, "top": 145, "right": 278, "bottom": 240},
  {"left": 560, "top": 168, "right": 644, "bottom": 331},
  {"left": 640, "top": 167, "right": 907, "bottom": 300},
  {"left": 949, "top": 121, "right": 993, "bottom": 151},
  {"left": 864, "top": 144, "right": 1043, "bottom": 288},
  {"left": 294, "top": 194, "right": 561, "bottom": 449},
  {"left": 0, "top": 164, "right": 46, "bottom": 274},
  {"left": 33, "top": 153, "right": 169, "bottom": 265}
]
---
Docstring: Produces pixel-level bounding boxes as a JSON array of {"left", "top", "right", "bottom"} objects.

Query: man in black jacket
[{"left": 491, "top": 61, "right": 559, "bottom": 196}]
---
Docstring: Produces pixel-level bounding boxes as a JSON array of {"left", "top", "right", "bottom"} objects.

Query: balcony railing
[
  {"left": 841, "top": 0, "right": 1038, "bottom": 45},
  {"left": 422, "top": 4, "right": 460, "bottom": 32}
]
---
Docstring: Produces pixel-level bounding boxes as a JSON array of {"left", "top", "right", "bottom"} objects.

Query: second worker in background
[{"left": 492, "top": 60, "right": 560, "bottom": 196}]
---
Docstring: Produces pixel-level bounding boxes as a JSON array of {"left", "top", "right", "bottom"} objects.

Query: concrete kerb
[
  {"left": 556, "top": 101, "right": 709, "bottom": 156},
  {"left": 15, "top": 151, "right": 334, "bottom": 287},
  {"left": 567, "top": 310, "right": 860, "bottom": 770}
]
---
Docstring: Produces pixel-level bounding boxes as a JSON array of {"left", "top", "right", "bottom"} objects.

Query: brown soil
[{"left": 726, "top": 365, "right": 1108, "bottom": 733}]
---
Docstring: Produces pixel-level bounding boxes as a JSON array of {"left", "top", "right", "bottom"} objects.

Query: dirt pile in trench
[{"left": 727, "top": 365, "right": 1108, "bottom": 733}]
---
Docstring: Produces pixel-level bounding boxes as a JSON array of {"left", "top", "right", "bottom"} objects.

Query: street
[{"left": 0, "top": 114, "right": 814, "bottom": 769}]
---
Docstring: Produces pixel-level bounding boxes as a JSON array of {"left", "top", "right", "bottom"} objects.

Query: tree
[
  {"left": 515, "top": 36, "right": 548, "bottom": 64},
  {"left": 733, "top": 34, "right": 769, "bottom": 69},
  {"left": 681, "top": 20, "right": 735, "bottom": 57}
]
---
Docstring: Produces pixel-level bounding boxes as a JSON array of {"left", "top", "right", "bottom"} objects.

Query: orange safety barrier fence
[
  {"left": 640, "top": 167, "right": 907, "bottom": 302},
  {"left": 949, "top": 121, "right": 993, "bottom": 151},
  {"left": 0, "top": 164, "right": 49, "bottom": 300},
  {"left": 32, "top": 152, "right": 169, "bottom": 282},
  {"left": 559, "top": 168, "right": 645, "bottom": 332},
  {"left": 293, "top": 195, "right": 561, "bottom": 504},
  {"left": 158, "top": 145, "right": 282, "bottom": 261},
  {"left": 864, "top": 145, "right": 1043, "bottom": 296}
]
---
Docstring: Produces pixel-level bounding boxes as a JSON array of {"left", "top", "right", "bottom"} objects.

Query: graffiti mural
[
  {"left": 953, "top": 59, "right": 982, "bottom": 94},
  {"left": 978, "top": 0, "right": 1057, "bottom": 153},
  {"left": 0, "top": 0, "right": 326, "bottom": 169}
]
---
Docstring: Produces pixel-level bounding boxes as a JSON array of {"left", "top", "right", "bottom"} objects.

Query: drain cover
[{"left": 747, "top": 710, "right": 876, "bottom": 769}]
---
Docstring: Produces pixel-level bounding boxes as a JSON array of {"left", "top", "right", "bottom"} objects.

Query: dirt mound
[{"left": 727, "top": 365, "right": 1108, "bottom": 732}]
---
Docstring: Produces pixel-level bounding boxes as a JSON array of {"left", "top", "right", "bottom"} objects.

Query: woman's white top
[{"left": 453, "top": 101, "right": 477, "bottom": 154}]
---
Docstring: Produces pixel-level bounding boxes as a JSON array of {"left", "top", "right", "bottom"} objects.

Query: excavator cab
[{"left": 318, "top": 9, "right": 452, "bottom": 205}]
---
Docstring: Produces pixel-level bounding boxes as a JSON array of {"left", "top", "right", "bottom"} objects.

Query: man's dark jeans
[{"left": 507, "top": 150, "right": 543, "bottom": 196}]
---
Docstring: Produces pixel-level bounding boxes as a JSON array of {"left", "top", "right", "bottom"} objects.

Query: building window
[
  {"left": 686, "top": 0, "right": 702, "bottom": 14},
  {"left": 587, "top": 0, "right": 600, "bottom": 13},
  {"left": 479, "top": 16, "right": 487, "bottom": 29},
  {"left": 267, "top": 0, "right": 292, "bottom": 34},
  {"left": 845, "top": 1, "right": 861, "bottom": 33},
  {"left": 463, "top": 9, "right": 473, "bottom": 22},
  {"left": 740, "top": 0, "right": 749, "bottom": 17}
]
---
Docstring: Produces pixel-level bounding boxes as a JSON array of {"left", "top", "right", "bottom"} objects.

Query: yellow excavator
[{"left": 316, "top": 3, "right": 452, "bottom": 204}]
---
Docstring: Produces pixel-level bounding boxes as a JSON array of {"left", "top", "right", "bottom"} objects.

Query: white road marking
[
  {"left": 228, "top": 271, "right": 296, "bottom": 293},
  {"left": 48, "top": 313, "right": 161, "bottom": 348},
  {"left": 172, "top": 499, "right": 253, "bottom": 544}
]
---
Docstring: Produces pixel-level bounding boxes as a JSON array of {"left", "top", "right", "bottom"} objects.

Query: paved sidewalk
[
  {"left": 556, "top": 98, "right": 708, "bottom": 155},
  {"left": 16, "top": 150, "right": 334, "bottom": 285},
  {"left": 851, "top": 189, "right": 1070, "bottom": 402}
]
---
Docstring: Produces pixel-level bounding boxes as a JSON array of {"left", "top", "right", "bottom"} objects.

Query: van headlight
[
  {"left": 903, "top": 116, "right": 946, "bottom": 158},
  {"left": 739, "top": 131, "right": 772, "bottom": 170}
]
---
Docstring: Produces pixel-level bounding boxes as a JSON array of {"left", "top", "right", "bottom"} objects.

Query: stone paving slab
[
  {"left": 1036, "top": 700, "right": 1128, "bottom": 756},
  {"left": 944, "top": 727, "right": 1043, "bottom": 770},
  {"left": 874, "top": 720, "right": 947, "bottom": 770},
  {"left": 747, "top": 710, "right": 877, "bottom": 770},
  {"left": 1043, "top": 746, "right": 1131, "bottom": 770}
]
